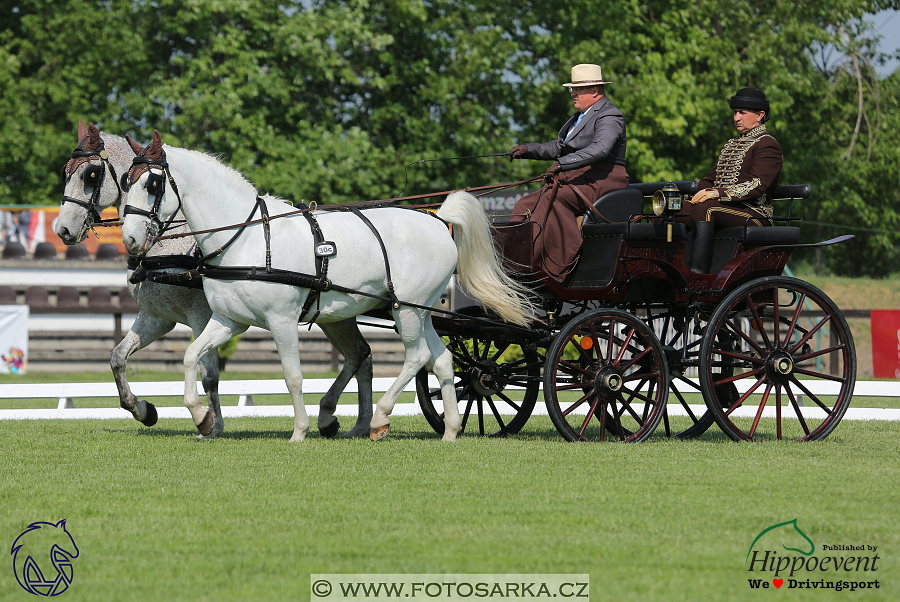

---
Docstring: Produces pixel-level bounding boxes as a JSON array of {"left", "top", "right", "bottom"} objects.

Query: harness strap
[
  {"left": 127, "top": 252, "right": 203, "bottom": 286},
  {"left": 199, "top": 196, "right": 267, "bottom": 264},
  {"left": 298, "top": 205, "right": 331, "bottom": 324},
  {"left": 257, "top": 197, "right": 272, "bottom": 272},
  {"left": 350, "top": 207, "right": 401, "bottom": 310},
  {"left": 198, "top": 264, "right": 539, "bottom": 338}
]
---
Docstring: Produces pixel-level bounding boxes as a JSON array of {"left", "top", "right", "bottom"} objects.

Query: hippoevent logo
[
  {"left": 745, "top": 519, "right": 880, "bottom": 592},
  {"left": 10, "top": 520, "right": 79, "bottom": 596}
]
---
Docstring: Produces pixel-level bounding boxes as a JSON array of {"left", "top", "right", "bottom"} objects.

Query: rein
[
  {"left": 122, "top": 157, "right": 541, "bottom": 333},
  {"left": 152, "top": 176, "right": 545, "bottom": 242}
]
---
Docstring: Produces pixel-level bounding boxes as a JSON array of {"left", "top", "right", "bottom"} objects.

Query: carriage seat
[
  {"left": 582, "top": 187, "right": 644, "bottom": 225},
  {"left": 710, "top": 183, "right": 809, "bottom": 245},
  {"left": 703, "top": 184, "right": 810, "bottom": 272}
]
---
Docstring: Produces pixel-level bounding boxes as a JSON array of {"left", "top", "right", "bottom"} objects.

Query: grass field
[
  {"left": 2, "top": 354, "right": 899, "bottom": 602},
  {"left": 1, "top": 385, "right": 898, "bottom": 601}
]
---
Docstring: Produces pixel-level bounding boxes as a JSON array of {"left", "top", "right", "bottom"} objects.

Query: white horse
[
  {"left": 55, "top": 121, "right": 221, "bottom": 436},
  {"left": 56, "top": 122, "right": 374, "bottom": 439},
  {"left": 120, "top": 130, "right": 532, "bottom": 441}
]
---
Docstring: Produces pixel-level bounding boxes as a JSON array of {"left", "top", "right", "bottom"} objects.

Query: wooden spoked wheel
[
  {"left": 642, "top": 308, "right": 738, "bottom": 439},
  {"left": 544, "top": 309, "right": 669, "bottom": 442},
  {"left": 415, "top": 309, "right": 541, "bottom": 437},
  {"left": 699, "top": 277, "right": 856, "bottom": 441}
]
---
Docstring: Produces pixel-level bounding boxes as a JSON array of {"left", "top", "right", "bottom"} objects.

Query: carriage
[
  {"left": 60, "top": 125, "right": 856, "bottom": 443},
  {"left": 413, "top": 180, "right": 857, "bottom": 442}
]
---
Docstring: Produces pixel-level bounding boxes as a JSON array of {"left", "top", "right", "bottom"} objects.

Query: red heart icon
[{"left": 773, "top": 579, "right": 783, "bottom": 588}]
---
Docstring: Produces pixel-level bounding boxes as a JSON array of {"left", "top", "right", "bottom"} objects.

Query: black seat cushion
[
  {"left": 715, "top": 226, "right": 801, "bottom": 244},
  {"left": 583, "top": 222, "right": 688, "bottom": 241},
  {"left": 583, "top": 187, "right": 645, "bottom": 224},
  {"left": 629, "top": 180, "right": 699, "bottom": 196}
]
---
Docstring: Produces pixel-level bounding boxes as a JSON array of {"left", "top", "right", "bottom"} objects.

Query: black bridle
[
  {"left": 60, "top": 135, "right": 123, "bottom": 240},
  {"left": 122, "top": 146, "right": 184, "bottom": 248}
]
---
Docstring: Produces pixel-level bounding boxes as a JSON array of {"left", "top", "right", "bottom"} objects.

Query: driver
[{"left": 508, "top": 63, "right": 629, "bottom": 282}]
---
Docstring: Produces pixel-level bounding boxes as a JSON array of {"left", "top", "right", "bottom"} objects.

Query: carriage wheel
[
  {"left": 415, "top": 309, "right": 540, "bottom": 437},
  {"left": 643, "top": 309, "right": 738, "bottom": 439},
  {"left": 544, "top": 309, "right": 669, "bottom": 442},
  {"left": 699, "top": 276, "right": 856, "bottom": 441}
]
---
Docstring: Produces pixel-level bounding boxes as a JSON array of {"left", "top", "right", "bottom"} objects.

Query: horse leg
[
  {"left": 184, "top": 316, "right": 247, "bottom": 437},
  {"left": 193, "top": 324, "right": 223, "bottom": 439},
  {"left": 110, "top": 311, "right": 177, "bottom": 427},
  {"left": 370, "top": 308, "right": 433, "bottom": 441},
  {"left": 424, "top": 321, "right": 460, "bottom": 441},
  {"left": 268, "top": 320, "right": 309, "bottom": 442},
  {"left": 318, "top": 320, "right": 373, "bottom": 439}
]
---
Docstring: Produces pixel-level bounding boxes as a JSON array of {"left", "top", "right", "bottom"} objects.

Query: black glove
[{"left": 509, "top": 144, "right": 528, "bottom": 161}]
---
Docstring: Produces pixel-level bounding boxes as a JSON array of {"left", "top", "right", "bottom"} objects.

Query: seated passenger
[
  {"left": 680, "top": 87, "right": 783, "bottom": 272},
  {"left": 508, "top": 63, "right": 629, "bottom": 282}
]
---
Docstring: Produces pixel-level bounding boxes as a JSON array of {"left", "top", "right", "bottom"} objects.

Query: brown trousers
[
  {"left": 677, "top": 198, "right": 772, "bottom": 229},
  {"left": 511, "top": 163, "right": 629, "bottom": 282}
]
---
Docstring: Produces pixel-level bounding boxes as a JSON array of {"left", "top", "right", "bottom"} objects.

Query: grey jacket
[{"left": 524, "top": 97, "right": 627, "bottom": 170}]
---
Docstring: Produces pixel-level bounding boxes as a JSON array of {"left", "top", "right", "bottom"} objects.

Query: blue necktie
[{"left": 566, "top": 113, "right": 585, "bottom": 141}]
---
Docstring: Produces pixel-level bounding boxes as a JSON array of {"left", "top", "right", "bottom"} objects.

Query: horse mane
[{"left": 168, "top": 146, "right": 259, "bottom": 197}]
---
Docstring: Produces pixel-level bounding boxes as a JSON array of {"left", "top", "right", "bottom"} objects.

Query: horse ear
[
  {"left": 125, "top": 134, "right": 144, "bottom": 155},
  {"left": 77, "top": 120, "right": 88, "bottom": 142},
  {"left": 146, "top": 129, "right": 165, "bottom": 160},
  {"left": 87, "top": 123, "right": 103, "bottom": 151}
]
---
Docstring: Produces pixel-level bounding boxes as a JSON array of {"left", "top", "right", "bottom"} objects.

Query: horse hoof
[
  {"left": 370, "top": 424, "right": 390, "bottom": 441},
  {"left": 319, "top": 420, "right": 340, "bottom": 439},
  {"left": 140, "top": 402, "right": 158, "bottom": 427},
  {"left": 197, "top": 411, "right": 215, "bottom": 436}
]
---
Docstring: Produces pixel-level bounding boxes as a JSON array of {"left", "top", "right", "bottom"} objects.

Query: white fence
[{"left": 0, "top": 378, "right": 897, "bottom": 421}]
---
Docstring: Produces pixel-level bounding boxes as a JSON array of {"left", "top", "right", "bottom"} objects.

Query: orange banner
[{"left": 2, "top": 207, "right": 125, "bottom": 255}]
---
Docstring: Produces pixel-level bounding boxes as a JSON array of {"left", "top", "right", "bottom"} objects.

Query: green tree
[{"left": 2, "top": 0, "right": 899, "bottom": 276}]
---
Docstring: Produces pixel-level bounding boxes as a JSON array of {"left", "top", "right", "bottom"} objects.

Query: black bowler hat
[{"left": 730, "top": 87, "right": 771, "bottom": 122}]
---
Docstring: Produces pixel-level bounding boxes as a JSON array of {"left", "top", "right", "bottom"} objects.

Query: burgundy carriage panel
[{"left": 492, "top": 221, "right": 534, "bottom": 272}]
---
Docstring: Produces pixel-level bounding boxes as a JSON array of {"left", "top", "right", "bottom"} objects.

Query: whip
[{"left": 392, "top": 152, "right": 512, "bottom": 199}]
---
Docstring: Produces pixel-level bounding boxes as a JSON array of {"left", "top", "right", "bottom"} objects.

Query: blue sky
[{"left": 870, "top": 9, "right": 899, "bottom": 76}]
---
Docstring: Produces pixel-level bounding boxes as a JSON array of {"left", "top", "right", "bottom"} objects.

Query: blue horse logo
[{"left": 11, "top": 520, "right": 79, "bottom": 596}]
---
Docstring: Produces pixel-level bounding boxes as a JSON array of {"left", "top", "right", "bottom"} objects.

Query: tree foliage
[{"left": 2, "top": 0, "right": 899, "bottom": 275}]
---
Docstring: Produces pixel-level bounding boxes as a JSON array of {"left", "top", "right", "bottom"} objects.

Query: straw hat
[{"left": 562, "top": 64, "right": 611, "bottom": 88}]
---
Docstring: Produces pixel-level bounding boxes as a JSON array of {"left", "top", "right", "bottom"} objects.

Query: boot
[{"left": 689, "top": 221, "right": 714, "bottom": 273}]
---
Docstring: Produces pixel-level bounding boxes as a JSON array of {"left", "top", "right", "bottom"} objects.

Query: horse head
[
  {"left": 121, "top": 130, "right": 178, "bottom": 255},
  {"left": 57, "top": 120, "right": 135, "bottom": 244}
]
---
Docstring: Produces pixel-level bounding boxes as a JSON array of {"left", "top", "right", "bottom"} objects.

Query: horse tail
[{"left": 437, "top": 191, "right": 534, "bottom": 326}]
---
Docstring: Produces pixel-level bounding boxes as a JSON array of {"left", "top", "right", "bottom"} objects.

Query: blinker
[
  {"left": 147, "top": 172, "right": 165, "bottom": 194},
  {"left": 82, "top": 164, "right": 103, "bottom": 183}
]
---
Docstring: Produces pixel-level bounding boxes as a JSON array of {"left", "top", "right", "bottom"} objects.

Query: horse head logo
[
  {"left": 746, "top": 518, "right": 815, "bottom": 563},
  {"left": 11, "top": 520, "right": 79, "bottom": 596}
]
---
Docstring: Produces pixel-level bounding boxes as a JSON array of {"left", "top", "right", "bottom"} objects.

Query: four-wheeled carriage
[{"left": 416, "top": 181, "right": 857, "bottom": 442}]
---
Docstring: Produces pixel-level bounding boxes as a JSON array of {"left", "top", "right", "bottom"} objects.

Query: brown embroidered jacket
[{"left": 698, "top": 124, "right": 783, "bottom": 217}]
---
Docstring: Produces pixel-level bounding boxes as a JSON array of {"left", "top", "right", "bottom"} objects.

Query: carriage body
[{"left": 419, "top": 181, "right": 857, "bottom": 443}]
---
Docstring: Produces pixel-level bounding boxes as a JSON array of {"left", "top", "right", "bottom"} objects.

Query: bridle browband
[{"left": 60, "top": 135, "right": 123, "bottom": 239}]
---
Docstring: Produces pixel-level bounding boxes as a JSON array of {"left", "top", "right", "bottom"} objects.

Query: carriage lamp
[
  {"left": 652, "top": 182, "right": 683, "bottom": 217},
  {"left": 652, "top": 182, "right": 683, "bottom": 242}
]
